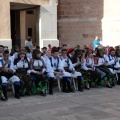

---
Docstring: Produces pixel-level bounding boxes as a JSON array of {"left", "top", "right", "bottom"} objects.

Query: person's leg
[
  {"left": 9, "top": 75, "right": 21, "bottom": 99},
  {"left": 32, "top": 73, "right": 47, "bottom": 96},
  {"left": 47, "top": 72, "right": 55, "bottom": 95},
  {"left": 25, "top": 75, "right": 32, "bottom": 95},
  {"left": 90, "top": 70, "right": 101, "bottom": 86},
  {"left": 77, "top": 76, "right": 83, "bottom": 92},
  {"left": 98, "top": 67, "right": 112, "bottom": 88},
  {"left": 66, "top": 77, "right": 74, "bottom": 92},
  {"left": 1, "top": 76, "right": 8, "bottom": 101},
  {"left": 71, "top": 71, "right": 83, "bottom": 91},
  {"left": 117, "top": 73, "right": 120, "bottom": 85},
  {"left": 62, "top": 77, "right": 68, "bottom": 92},
  {"left": 49, "top": 77, "right": 54, "bottom": 95}
]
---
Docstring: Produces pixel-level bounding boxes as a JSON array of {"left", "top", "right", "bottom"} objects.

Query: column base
[
  {"left": 41, "top": 39, "right": 59, "bottom": 48},
  {"left": 0, "top": 39, "right": 12, "bottom": 50}
]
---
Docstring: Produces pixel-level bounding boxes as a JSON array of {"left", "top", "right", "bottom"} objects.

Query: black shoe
[
  {"left": 62, "top": 89, "right": 69, "bottom": 93},
  {"left": 85, "top": 86, "right": 90, "bottom": 90},
  {"left": 78, "top": 89, "right": 83, "bottom": 92},
  {"left": 20, "top": 92, "right": 25, "bottom": 96},
  {"left": 1, "top": 97, "right": 8, "bottom": 101},
  {"left": 68, "top": 88, "right": 75, "bottom": 93},
  {"left": 15, "top": 94, "right": 20, "bottom": 99},
  {"left": 40, "top": 91, "right": 46, "bottom": 97},
  {"left": 106, "top": 85, "right": 112, "bottom": 88},
  {"left": 49, "top": 91, "right": 53, "bottom": 95},
  {"left": 96, "top": 84, "right": 101, "bottom": 88},
  {"left": 25, "top": 92, "right": 31, "bottom": 96},
  {"left": 117, "top": 82, "right": 120, "bottom": 85},
  {"left": 111, "top": 83, "right": 115, "bottom": 87}
]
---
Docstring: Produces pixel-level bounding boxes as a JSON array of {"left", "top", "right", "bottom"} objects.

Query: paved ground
[{"left": 1, "top": 86, "right": 120, "bottom": 120}]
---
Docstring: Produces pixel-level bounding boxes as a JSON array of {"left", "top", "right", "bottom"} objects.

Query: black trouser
[
  {"left": 49, "top": 77, "right": 54, "bottom": 93},
  {"left": 14, "top": 82, "right": 20, "bottom": 98},
  {"left": 17, "top": 73, "right": 32, "bottom": 93},
  {"left": 62, "top": 77, "right": 72, "bottom": 91},
  {"left": 2, "top": 85, "right": 7, "bottom": 99},
  {"left": 89, "top": 70, "right": 101, "bottom": 85},
  {"left": 77, "top": 76, "right": 83, "bottom": 90},
  {"left": 98, "top": 66, "right": 113, "bottom": 79},
  {"left": 0, "top": 72, "right": 14, "bottom": 99},
  {"left": 30, "top": 73, "right": 44, "bottom": 88},
  {"left": 117, "top": 73, "right": 120, "bottom": 85}
]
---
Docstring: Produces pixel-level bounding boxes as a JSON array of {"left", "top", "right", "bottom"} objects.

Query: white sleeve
[
  {"left": 105, "top": 56, "right": 115, "bottom": 65},
  {"left": 58, "top": 59, "right": 64, "bottom": 71},
  {"left": 46, "top": 59, "right": 54, "bottom": 73},
  {"left": 81, "top": 59, "right": 90, "bottom": 70},
  {"left": 0, "top": 61, "right": 2, "bottom": 67},
  {"left": 73, "top": 63, "right": 77, "bottom": 67},
  {"left": 68, "top": 59, "right": 75, "bottom": 71}
]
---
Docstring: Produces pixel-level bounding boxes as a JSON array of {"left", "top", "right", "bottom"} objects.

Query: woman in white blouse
[{"left": 28, "top": 49, "right": 47, "bottom": 96}]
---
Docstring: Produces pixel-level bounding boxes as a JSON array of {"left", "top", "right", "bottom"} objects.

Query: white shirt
[
  {"left": 0, "top": 58, "right": 16, "bottom": 72},
  {"left": 104, "top": 55, "right": 115, "bottom": 66},
  {"left": 46, "top": 57, "right": 64, "bottom": 73}
]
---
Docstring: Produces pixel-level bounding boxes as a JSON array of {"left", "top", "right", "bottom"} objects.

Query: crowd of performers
[{"left": 0, "top": 44, "right": 120, "bottom": 101}]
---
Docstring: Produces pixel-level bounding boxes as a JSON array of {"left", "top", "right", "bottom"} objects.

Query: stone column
[
  {"left": 0, "top": 0, "right": 12, "bottom": 49},
  {"left": 37, "top": 0, "right": 59, "bottom": 49},
  {"left": 20, "top": 10, "right": 26, "bottom": 47},
  {"left": 102, "top": 0, "right": 120, "bottom": 46},
  {"left": 36, "top": 7, "right": 41, "bottom": 47}
]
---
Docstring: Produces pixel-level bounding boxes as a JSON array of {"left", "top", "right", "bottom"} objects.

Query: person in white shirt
[
  {"left": 28, "top": 49, "right": 47, "bottom": 96},
  {"left": 81, "top": 50, "right": 101, "bottom": 87},
  {"left": 46, "top": 48, "right": 74, "bottom": 94},
  {"left": 60, "top": 49, "right": 83, "bottom": 92},
  {"left": 95, "top": 49, "right": 113, "bottom": 88},
  {"left": 114, "top": 49, "right": 120, "bottom": 84},
  {"left": 104, "top": 48, "right": 116, "bottom": 74},
  {"left": 0, "top": 50, "right": 20, "bottom": 100},
  {"left": 14, "top": 49, "right": 32, "bottom": 96}
]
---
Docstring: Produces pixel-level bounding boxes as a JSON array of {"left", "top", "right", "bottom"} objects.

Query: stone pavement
[{"left": 1, "top": 86, "right": 120, "bottom": 120}]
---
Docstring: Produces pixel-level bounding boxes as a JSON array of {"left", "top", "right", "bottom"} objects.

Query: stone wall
[{"left": 57, "top": 0, "right": 103, "bottom": 47}]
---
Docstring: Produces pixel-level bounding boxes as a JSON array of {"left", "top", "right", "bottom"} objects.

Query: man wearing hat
[
  {"left": 0, "top": 50, "right": 21, "bottom": 100},
  {"left": 60, "top": 49, "right": 83, "bottom": 92},
  {"left": 104, "top": 48, "right": 117, "bottom": 86},
  {"left": 67, "top": 48, "right": 74, "bottom": 60},
  {"left": 46, "top": 47, "right": 74, "bottom": 94}
]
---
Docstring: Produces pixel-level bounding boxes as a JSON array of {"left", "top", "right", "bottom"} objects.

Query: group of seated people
[{"left": 0, "top": 43, "right": 120, "bottom": 102}]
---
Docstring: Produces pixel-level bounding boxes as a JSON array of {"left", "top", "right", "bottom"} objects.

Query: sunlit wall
[{"left": 102, "top": 0, "right": 120, "bottom": 46}]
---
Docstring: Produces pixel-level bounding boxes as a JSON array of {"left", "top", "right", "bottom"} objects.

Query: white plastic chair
[
  {"left": 57, "top": 78, "right": 61, "bottom": 91},
  {"left": 71, "top": 77, "right": 77, "bottom": 91}
]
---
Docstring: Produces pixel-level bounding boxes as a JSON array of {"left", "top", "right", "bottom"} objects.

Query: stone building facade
[
  {"left": 58, "top": 0, "right": 120, "bottom": 47},
  {"left": 1, "top": 0, "right": 120, "bottom": 49},
  {"left": 0, "top": 0, "right": 59, "bottom": 49}
]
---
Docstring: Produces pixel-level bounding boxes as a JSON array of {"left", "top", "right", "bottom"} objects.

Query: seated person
[
  {"left": 0, "top": 50, "right": 21, "bottom": 101},
  {"left": 14, "top": 49, "right": 32, "bottom": 96},
  {"left": 60, "top": 49, "right": 83, "bottom": 92},
  {"left": 46, "top": 47, "right": 74, "bottom": 94},
  {"left": 28, "top": 49, "right": 47, "bottom": 96}
]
